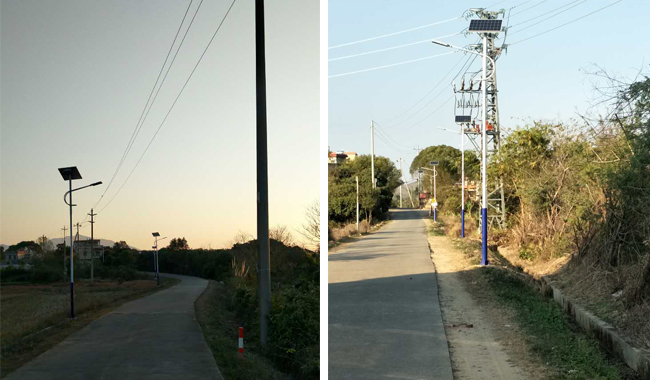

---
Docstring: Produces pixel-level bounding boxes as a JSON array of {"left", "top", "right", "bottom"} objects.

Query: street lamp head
[
  {"left": 431, "top": 40, "right": 451, "bottom": 48},
  {"left": 90, "top": 181, "right": 103, "bottom": 186},
  {"left": 152, "top": 232, "right": 160, "bottom": 237},
  {"left": 58, "top": 167, "right": 82, "bottom": 181}
]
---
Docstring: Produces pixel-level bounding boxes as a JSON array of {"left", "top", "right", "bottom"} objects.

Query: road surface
[
  {"left": 329, "top": 208, "right": 453, "bottom": 380},
  {"left": 6, "top": 274, "right": 222, "bottom": 380}
]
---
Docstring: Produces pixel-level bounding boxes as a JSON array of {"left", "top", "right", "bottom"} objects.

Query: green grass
[
  {"left": 480, "top": 268, "right": 636, "bottom": 380},
  {"left": 427, "top": 219, "right": 446, "bottom": 236},
  {"left": 195, "top": 280, "right": 290, "bottom": 380}
]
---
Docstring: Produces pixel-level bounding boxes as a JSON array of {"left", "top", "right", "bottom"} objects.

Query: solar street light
[{"left": 58, "top": 166, "right": 102, "bottom": 318}]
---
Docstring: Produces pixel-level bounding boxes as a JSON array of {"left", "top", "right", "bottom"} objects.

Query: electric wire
[
  {"left": 374, "top": 122, "right": 414, "bottom": 150},
  {"left": 328, "top": 32, "right": 462, "bottom": 62},
  {"left": 510, "top": 0, "right": 549, "bottom": 17},
  {"left": 97, "top": 0, "right": 237, "bottom": 215},
  {"left": 509, "top": 0, "right": 622, "bottom": 45},
  {"left": 383, "top": 52, "right": 477, "bottom": 129},
  {"left": 329, "top": 16, "right": 462, "bottom": 50},
  {"left": 91, "top": 0, "right": 195, "bottom": 213},
  {"left": 382, "top": 53, "right": 468, "bottom": 124},
  {"left": 328, "top": 51, "right": 455, "bottom": 79},
  {"left": 509, "top": 0, "right": 583, "bottom": 29},
  {"left": 509, "top": 0, "right": 588, "bottom": 35}
]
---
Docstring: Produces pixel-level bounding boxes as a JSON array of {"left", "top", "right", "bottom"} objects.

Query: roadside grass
[
  {"left": 0, "top": 277, "right": 179, "bottom": 378},
  {"left": 478, "top": 268, "right": 637, "bottom": 380},
  {"left": 195, "top": 280, "right": 290, "bottom": 380}
]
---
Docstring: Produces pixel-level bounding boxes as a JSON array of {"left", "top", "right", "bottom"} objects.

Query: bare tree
[
  {"left": 270, "top": 225, "right": 295, "bottom": 246},
  {"left": 299, "top": 199, "right": 320, "bottom": 252}
]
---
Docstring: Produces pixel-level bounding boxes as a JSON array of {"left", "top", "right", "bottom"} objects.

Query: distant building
[
  {"left": 344, "top": 152, "right": 358, "bottom": 161},
  {"left": 328, "top": 150, "right": 358, "bottom": 165},
  {"left": 5, "top": 251, "right": 18, "bottom": 265},
  {"left": 74, "top": 240, "right": 104, "bottom": 261}
]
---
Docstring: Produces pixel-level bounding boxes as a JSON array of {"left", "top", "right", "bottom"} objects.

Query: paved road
[
  {"left": 7, "top": 274, "right": 222, "bottom": 380},
  {"left": 329, "top": 209, "right": 453, "bottom": 380}
]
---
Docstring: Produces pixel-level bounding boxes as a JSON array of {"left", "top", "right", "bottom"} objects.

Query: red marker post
[{"left": 238, "top": 327, "right": 244, "bottom": 355}]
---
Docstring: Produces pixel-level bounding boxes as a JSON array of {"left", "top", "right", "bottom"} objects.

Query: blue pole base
[
  {"left": 70, "top": 281, "right": 75, "bottom": 318},
  {"left": 434, "top": 208, "right": 437, "bottom": 222},
  {"left": 481, "top": 208, "right": 489, "bottom": 265},
  {"left": 461, "top": 209, "right": 465, "bottom": 238}
]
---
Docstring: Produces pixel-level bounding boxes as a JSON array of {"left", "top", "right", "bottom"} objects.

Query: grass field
[{"left": 1, "top": 277, "right": 179, "bottom": 377}]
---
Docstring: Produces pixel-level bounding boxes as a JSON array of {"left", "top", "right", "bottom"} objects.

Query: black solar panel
[
  {"left": 455, "top": 115, "right": 472, "bottom": 123},
  {"left": 468, "top": 19, "right": 502, "bottom": 33}
]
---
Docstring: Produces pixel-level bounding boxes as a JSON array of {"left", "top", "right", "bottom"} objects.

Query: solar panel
[
  {"left": 468, "top": 19, "right": 502, "bottom": 33},
  {"left": 430, "top": 161, "right": 439, "bottom": 166},
  {"left": 455, "top": 115, "right": 472, "bottom": 123}
]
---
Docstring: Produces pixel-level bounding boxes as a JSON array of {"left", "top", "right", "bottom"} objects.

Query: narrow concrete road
[
  {"left": 6, "top": 274, "right": 222, "bottom": 380},
  {"left": 329, "top": 209, "right": 453, "bottom": 380}
]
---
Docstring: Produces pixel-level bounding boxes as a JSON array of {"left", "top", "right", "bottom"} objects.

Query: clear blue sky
[
  {"left": 1, "top": 0, "right": 319, "bottom": 249},
  {"left": 329, "top": 0, "right": 650, "bottom": 177}
]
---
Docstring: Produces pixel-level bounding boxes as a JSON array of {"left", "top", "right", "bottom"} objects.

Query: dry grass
[{"left": 1, "top": 277, "right": 179, "bottom": 377}]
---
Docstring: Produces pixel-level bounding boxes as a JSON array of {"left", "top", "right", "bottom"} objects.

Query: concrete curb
[{"left": 538, "top": 276, "right": 650, "bottom": 380}]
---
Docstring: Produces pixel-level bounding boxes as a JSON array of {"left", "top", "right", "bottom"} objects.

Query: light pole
[
  {"left": 152, "top": 233, "right": 167, "bottom": 286},
  {"left": 355, "top": 176, "right": 359, "bottom": 233},
  {"left": 59, "top": 166, "right": 102, "bottom": 318},
  {"left": 432, "top": 39, "right": 494, "bottom": 263}
]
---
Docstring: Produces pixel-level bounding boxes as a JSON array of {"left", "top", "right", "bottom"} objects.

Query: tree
[
  {"left": 168, "top": 237, "right": 189, "bottom": 251},
  {"left": 299, "top": 199, "right": 320, "bottom": 252},
  {"left": 328, "top": 154, "right": 402, "bottom": 224},
  {"left": 37, "top": 235, "right": 54, "bottom": 253},
  {"left": 270, "top": 225, "right": 295, "bottom": 246}
]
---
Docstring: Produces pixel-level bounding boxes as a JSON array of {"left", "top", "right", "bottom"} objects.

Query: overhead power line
[
  {"left": 509, "top": 0, "right": 622, "bottom": 45},
  {"left": 328, "top": 51, "right": 455, "bottom": 79},
  {"left": 328, "top": 16, "right": 461, "bottom": 50},
  {"left": 510, "top": 0, "right": 587, "bottom": 35},
  {"left": 98, "top": 0, "right": 238, "bottom": 214},
  {"left": 328, "top": 32, "right": 462, "bottom": 62},
  {"left": 509, "top": 0, "right": 586, "bottom": 33},
  {"left": 510, "top": 0, "right": 549, "bottom": 17},
  {"left": 92, "top": 0, "right": 195, "bottom": 212}
]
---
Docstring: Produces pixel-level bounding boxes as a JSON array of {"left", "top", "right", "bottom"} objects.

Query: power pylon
[{"left": 454, "top": 8, "right": 507, "bottom": 229}]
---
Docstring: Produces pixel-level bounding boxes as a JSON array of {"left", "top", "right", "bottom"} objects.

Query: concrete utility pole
[
  {"left": 433, "top": 164, "right": 438, "bottom": 221},
  {"left": 399, "top": 158, "right": 403, "bottom": 208},
  {"left": 62, "top": 226, "right": 67, "bottom": 277},
  {"left": 88, "top": 209, "right": 96, "bottom": 282},
  {"left": 370, "top": 121, "right": 376, "bottom": 189},
  {"left": 256, "top": 0, "right": 271, "bottom": 347},
  {"left": 356, "top": 176, "right": 359, "bottom": 232}
]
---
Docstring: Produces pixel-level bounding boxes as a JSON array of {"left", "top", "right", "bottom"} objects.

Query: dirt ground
[{"left": 426, "top": 219, "right": 550, "bottom": 380}]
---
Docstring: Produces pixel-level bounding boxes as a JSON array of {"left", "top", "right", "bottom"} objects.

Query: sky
[
  {"left": 328, "top": 0, "right": 650, "bottom": 178},
  {"left": 1, "top": 0, "right": 319, "bottom": 249}
]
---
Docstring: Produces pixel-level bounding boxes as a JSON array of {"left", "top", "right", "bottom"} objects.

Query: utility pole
[
  {"left": 88, "top": 209, "right": 96, "bottom": 282},
  {"left": 461, "top": 132, "right": 465, "bottom": 238},
  {"left": 256, "top": 0, "right": 271, "bottom": 347},
  {"left": 399, "top": 158, "right": 403, "bottom": 208},
  {"left": 356, "top": 176, "right": 359, "bottom": 232},
  {"left": 370, "top": 121, "right": 376, "bottom": 189},
  {"left": 480, "top": 33, "right": 489, "bottom": 266},
  {"left": 62, "top": 226, "right": 67, "bottom": 277},
  {"left": 433, "top": 164, "right": 438, "bottom": 222}
]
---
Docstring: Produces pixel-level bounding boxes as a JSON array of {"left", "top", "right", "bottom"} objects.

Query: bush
[{"left": 1, "top": 267, "right": 31, "bottom": 283}]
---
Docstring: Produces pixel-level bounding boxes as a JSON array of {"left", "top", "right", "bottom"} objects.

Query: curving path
[
  {"left": 6, "top": 274, "right": 222, "bottom": 380},
  {"left": 329, "top": 209, "right": 453, "bottom": 379}
]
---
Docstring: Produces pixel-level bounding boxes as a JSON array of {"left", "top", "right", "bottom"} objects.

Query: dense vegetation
[
  {"left": 137, "top": 239, "right": 320, "bottom": 379},
  {"left": 1, "top": 240, "right": 143, "bottom": 284},
  {"left": 328, "top": 154, "right": 401, "bottom": 225},
  {"left": 408, "top": 145, "right": 480, "bottom": 214},
  {"left": 429, "top": 70, "right": 650, "bottom": 312}
]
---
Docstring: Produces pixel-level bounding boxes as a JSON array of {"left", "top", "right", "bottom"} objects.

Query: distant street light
[
  {"left": 59, "top": 166, "right": 102, "bottom": 319},
  {"left": 152, "top": 232, "right": 167, "bottom": 286}
]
